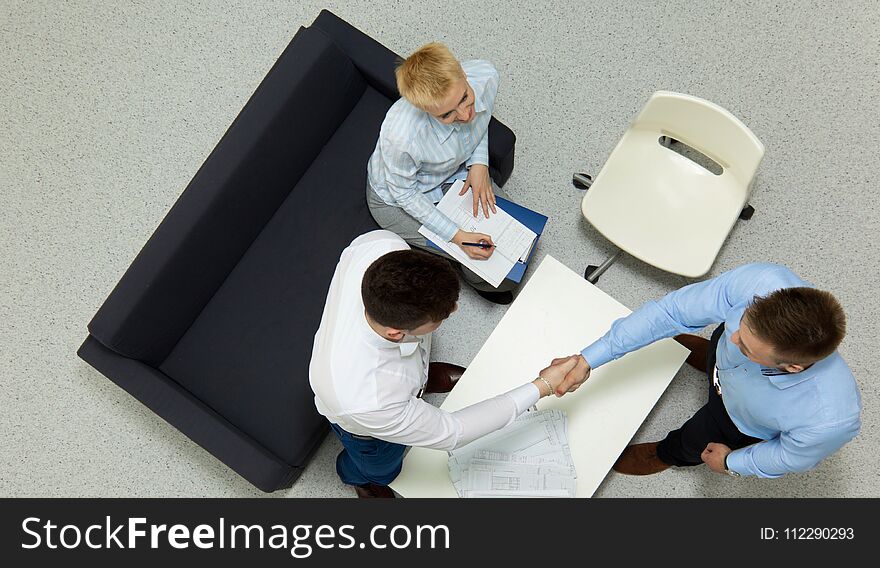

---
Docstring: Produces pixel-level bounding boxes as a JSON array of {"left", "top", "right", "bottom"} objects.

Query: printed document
[
  {"left": 418, "top": 180, "right": 537, "bottom": 287},
  {"left": 448, "top": 409, "right": 577, "bottom": 498}
]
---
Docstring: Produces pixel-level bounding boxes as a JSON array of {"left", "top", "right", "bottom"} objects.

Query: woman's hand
[
  {"left": 452, "top": 230, "right": 495, "bottom": 260},
  {"left": 460, "top": 164, "right": 496, "bottom": 218}
]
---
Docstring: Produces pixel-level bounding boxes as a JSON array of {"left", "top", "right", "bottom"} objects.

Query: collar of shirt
[
  {"left": 765, "top": 358, "right": 828, "bottom": 389},
  {"left": 396, "top": 334, "right": 423, "bottom": 357},
  {"left": 472, "top": 78, "right": 488, "bottom": 114},
  {"left": 429, "top": 115, "right": 455, "bottom": 143},
  {"left": 723, "top": 311, "right": 821, "bottom": 390},
  {"left": 358, "top": 313, "right": 423, "bottom": 357},
  {"left": 427, "top": 74, "right": 489, "bottom": 144}
]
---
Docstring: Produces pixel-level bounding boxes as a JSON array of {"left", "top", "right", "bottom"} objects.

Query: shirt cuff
[
  {"left": 581, "top": 340, "right": 612, "bottom": 369},
  {"left": 423, "top": 213, "right": 459, "bottom": 243},
  {"left": 724, "top": 449, "right": 750, "bottom": 477},
  {"left": 466, "top": 155, "right": 489, "bottom": 168},
  {"left": 443, "top": 166, "right": 469, "bottom": 184},
  {"left": 435, "top": 219, "right": 459, "bottom": 242},
  {"left": 508, "top": 383, "right": 541, "bottom": 413}
]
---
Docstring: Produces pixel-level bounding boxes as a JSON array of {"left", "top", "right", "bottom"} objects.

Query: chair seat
[{"left": 581, "top": 128, "right": 748, "bottom": 277}]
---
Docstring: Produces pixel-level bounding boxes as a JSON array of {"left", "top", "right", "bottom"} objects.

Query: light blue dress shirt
[
  {"left": 367, "top": 60, "right": 499, "bottom": 242},
  {"left": 581, "top": 263, "right": 861, "bottom": 478}
]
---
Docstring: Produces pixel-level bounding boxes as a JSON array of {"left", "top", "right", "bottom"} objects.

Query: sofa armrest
[
  {"left": 78, "top": 335, "right": 315, "bottom": 492},
  {"left": 486, "top": 120, "right": 516, "bottom": 187},
  {"left": 311, "top": 10, "right": 516, "bottom": 186}
]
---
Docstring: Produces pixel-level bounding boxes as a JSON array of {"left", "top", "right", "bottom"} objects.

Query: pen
[{"left": 461, "top": 241, "right": 495, "bottom": 249}]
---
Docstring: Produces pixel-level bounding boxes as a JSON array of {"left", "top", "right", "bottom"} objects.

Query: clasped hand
[
  {"left": 547, "top": 354, "right": 591, "bottom": 396},
  {"left": 535, "top": 356, "right": 578, "bottom": 397}
]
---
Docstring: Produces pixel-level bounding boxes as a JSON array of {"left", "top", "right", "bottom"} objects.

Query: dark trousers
[
  {"left": 330, "top": 423, "right": 407, "bottom": 487},
  {"left": 656, "top": 325, "right": 762, "bottom": 466}
]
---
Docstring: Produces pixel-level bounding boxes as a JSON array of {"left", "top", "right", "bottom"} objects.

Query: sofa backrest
[
  {"left": 311, "top": 10, "right": 401, "bottom": 101},
  {"left": 88, "top": 27, "right": 367, "bottom": 366}
]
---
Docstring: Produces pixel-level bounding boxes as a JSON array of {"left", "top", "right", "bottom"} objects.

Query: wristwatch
[{"left": 724, "top": 454, "right": 741, "bottom": 477}]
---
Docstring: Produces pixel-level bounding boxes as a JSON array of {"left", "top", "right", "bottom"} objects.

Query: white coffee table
[{"left": 390, "top": 255, "right": 689, "bottom": 498}]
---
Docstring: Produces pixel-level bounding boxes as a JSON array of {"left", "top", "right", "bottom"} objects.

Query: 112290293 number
[{"left": 784, "top": 527, "right": 854, "bottom": 540}]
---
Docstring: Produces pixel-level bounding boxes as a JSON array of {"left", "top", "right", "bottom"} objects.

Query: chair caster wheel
[
  {"left": 739, "top": 204, "right": 755, "bottom": 220},
  {"left": 573, "top": 172, "right": 593, "bottom": 190}
]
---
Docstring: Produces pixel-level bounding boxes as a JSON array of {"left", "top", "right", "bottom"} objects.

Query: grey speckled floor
[{"left": 2, "top": 1, "right": 878, "bottom": 498}]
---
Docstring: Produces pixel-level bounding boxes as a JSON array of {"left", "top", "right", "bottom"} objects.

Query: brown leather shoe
[
  {"left": 424, "top": 362, "right": 466, "bottom": 394},
  {"left": 354, "top": 483, "right": 395, "bottom": 498},
  {"left": 612, "top": 442, "right": 671, "bottom": 475},
  {"left": 674, "top": 334, "right": 711, "bottom": 373}
]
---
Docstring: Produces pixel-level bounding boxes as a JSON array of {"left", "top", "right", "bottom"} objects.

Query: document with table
[
  {"left": 390, "top": 255, "right": 689, "bottom": 498},
  {"left": 449, "top": 409, "right": 577, "bottom": 498},
  {"left": 418, "top": 180, "right": 537, "bottom": 287}
]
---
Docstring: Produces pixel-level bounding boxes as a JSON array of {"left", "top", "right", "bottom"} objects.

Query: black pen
[{"left": 461, "top": 241, "right": 495, "bottom": 249}]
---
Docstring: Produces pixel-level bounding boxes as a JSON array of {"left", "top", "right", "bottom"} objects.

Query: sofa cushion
[{"left": 159, "top": 86, "right": 390, "bottom": 464}]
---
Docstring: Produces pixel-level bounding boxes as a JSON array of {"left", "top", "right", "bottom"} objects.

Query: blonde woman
[{"left": 366, "top": 42, "right": 516, "bottom": 304}]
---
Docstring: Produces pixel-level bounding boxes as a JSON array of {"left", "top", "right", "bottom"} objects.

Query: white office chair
[{"left": 575, "top": 91, "right": 765, "bottom": 282}]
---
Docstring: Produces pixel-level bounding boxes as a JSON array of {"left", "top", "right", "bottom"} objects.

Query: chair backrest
[{"left": 632, "top": 91, "right": 764, "bottom": 187}]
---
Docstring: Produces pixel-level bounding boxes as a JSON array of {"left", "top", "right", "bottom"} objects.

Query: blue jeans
[{"left": 330, "top": 423, "right": 407, "bottom": 486}]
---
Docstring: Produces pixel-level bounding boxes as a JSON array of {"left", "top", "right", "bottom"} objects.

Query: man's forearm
[
  {"left": 582, "top": 300, "right": 693, "bottom": 368},
  {"left": 581, "top": 269, "right": 745, "bottom": 367}
]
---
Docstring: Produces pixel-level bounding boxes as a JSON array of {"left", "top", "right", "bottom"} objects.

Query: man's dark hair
[
  {"left": 745, "top": 287, "right": 846, "bottom": 363},
  {"left": 362, "top": 249, "right": 460, "bottom": 329}
]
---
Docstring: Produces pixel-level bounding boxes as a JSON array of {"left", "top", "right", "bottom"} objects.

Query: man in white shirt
[{"left": 309, "top": 230, "right": 577, "bottom": 498}]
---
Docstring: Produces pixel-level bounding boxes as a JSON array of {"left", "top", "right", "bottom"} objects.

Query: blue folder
[{"left": 426, "top": 196, "right": 548, "bottom": 283}]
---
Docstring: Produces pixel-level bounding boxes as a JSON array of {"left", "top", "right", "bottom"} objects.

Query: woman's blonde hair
[{"left": 396, "top": 42, "right": 465, "bottom": 111}]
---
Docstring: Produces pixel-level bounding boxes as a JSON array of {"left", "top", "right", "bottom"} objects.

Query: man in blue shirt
[
  {"left": 366, "top": 42, "right": 516, "bottom": 304},
  {"left": 555, "top": 263, "right": 861, "bottom": 478}
]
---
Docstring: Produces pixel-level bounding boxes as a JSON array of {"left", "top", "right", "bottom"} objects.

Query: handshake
[{"left": 532, "top": 354, "right": 593, "bottom": 398}]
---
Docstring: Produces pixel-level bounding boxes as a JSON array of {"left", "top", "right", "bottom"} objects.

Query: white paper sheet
[
  {"left": 418, "top": 180, "right": 536, "bottom": 287},
  {"left": 449, "top": 409, "right": 577, "bottom": 498}
]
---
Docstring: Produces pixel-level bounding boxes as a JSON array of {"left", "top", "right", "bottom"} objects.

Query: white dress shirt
[{"left": 309, "top": 230, "right": 539, "bottom": 451}]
